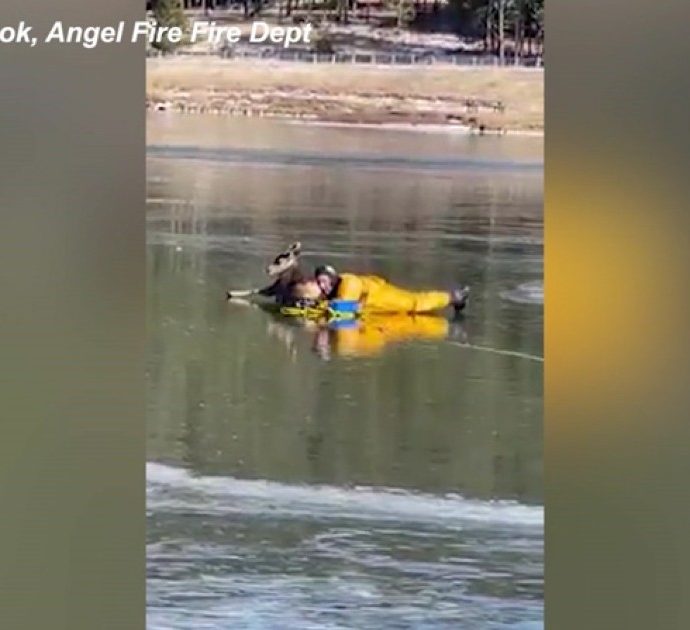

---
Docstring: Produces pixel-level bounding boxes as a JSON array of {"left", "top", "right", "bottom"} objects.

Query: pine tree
[{"left": 150, "top": 0, "right": 188, "bottom": 53}]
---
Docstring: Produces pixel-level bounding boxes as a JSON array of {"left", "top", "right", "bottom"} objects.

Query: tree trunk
[
  {"left": 515, "top": 17, "right": 522, "bottom": 62},
  {"left": 498, "top": 0, "right": 505, "bottom": 65},
  {"left": 537, "top": 25, "right": 544, "bottom": 55},
  {"left": 485, "top": 4, "right": 491, "bottom": 53}
]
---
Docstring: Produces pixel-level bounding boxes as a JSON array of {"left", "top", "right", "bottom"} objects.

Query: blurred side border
[
  {"left": 0, "top": 1, "right": 145, "bottom": 629},
  {"left": 546, "top": 0, "right": 690, "bottom": 628}
]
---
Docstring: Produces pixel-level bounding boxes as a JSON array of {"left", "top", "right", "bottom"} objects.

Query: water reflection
[{"left": 299, "top": 313, "right": 455, "bottom": 360}]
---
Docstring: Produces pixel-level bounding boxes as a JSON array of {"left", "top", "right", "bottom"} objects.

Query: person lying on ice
[{"left": 313, "top": 265, "right": 470, "bottom": 315}]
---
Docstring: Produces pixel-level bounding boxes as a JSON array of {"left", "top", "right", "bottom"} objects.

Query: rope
[
  {"left": 448, "top": 341, "right": 544, "bottom": 363},
  {"left": 279, "top": 303, "right": 358, "bottom": 322}
]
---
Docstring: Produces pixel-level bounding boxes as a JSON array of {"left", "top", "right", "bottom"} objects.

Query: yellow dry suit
[{"left": 334, "top": 273, "right": 451, "bottom": 314}]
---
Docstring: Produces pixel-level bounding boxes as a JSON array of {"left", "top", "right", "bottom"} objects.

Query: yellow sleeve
[{"left": 336, "top": 274, "right": 364, "bottom": 301}]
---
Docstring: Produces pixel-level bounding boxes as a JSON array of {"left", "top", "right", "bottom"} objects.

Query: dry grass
[{"left": 147, "top": 58, "right": 543, "bottom": 131}]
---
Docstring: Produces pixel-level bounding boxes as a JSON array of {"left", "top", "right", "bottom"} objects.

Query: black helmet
[{"left": 314, "top": 264, "right": 338, "bottom": 279}]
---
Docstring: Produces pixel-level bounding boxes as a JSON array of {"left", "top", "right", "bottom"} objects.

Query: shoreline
[
  {"left": 147, "top": 58, "right": 543, "bottom": 135},
  {"left": 146, "top": 108, "right": 544, "bottom": 137},
  {"left": 288, "top": 119, "right": 544, "bottom": 137}
]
